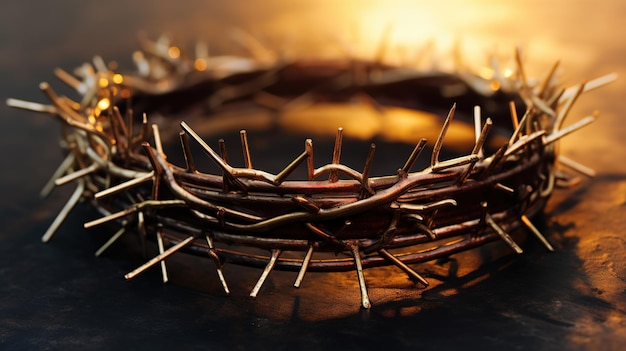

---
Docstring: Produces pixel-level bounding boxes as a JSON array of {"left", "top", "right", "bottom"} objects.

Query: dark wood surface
[{"left": 1, "top": 1, "right": 625, "bottom": 350}]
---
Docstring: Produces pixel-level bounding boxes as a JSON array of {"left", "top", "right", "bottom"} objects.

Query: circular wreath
[{"left": 8, "top": 35, "right": 613, "bottom": 308}]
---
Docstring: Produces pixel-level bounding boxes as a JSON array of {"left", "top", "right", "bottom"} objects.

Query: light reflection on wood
[{"left": 280, "top": 103, "right": 476, "bottom": 151}]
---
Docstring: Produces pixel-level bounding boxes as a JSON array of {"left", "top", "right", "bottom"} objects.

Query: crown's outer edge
[{"left": 8, "top": 35, "right": 612, "bottom": 308}]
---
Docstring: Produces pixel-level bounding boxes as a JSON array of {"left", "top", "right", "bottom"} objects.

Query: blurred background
[{"left": 1, "top": 1, "right": 625, "bottom": 350}]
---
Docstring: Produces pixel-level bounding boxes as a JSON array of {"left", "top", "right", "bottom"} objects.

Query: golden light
[
  {"left": 489, "top": 80, "right": 501, "bottom": 91},
  {"left": 263, "top": 2, "right": 497, "bottom": 62},
  {"left": 168, "top": 46, "right": 181, "bottom": 59},
  {"left": 478, "top": 67, "right": 495, "bottom": 80},
  {"left": 194, "top": 58, "right": 207, "bottom": 71},
  {"left": 253, "top": 0, "right": 584, "bottom": 74},
  {"left": 98, "top": 77, "right": 109, "bottom": 88},
  {"left": 279, "top": 104, "right": 476, "bottom": 152},
  {"left": 97, "top": 98, "right": 110, "bottom": 111},
  {"left": 112, "top": 74, "right": 124, "bottom": 84}
]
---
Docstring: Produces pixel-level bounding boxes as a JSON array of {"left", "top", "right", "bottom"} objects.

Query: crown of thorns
[{"left": 7, "top": 35, "right": 614, "bottom": 308}]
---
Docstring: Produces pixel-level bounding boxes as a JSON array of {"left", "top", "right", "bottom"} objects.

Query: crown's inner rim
[{"left": 118, "top": 61, "right": 523, "bottom": 177}]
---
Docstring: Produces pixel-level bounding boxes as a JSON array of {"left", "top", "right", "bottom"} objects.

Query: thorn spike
[
  {"left": 559, "top": 73, "right": 617, "bottom": 104},
  {"left": 294, "top": 245, "right": 315, "bottom": 288},
  {"left": 250, "top": 249, "right": 281, "bottom": 298},
  {"left": 305, "top": 139, "right": 314, "bottom": 181},
  {"left": 472, "top": 117, "right": 493, "bottom": 155},
  {"left": 400, "top": 138, "right": 427, "bottom": 176},
  {"left": 218, "top": 138, "right": 228, "bottom": 163},
  {"left": 152, "top": 124, "right": 164, "bottom": 156},
  {"left": 54, "top": 67, "right": 82, "bottom": 90},
  {"left": 41, "top": 153, "right": 75, "bottom": 198},
  {"left": 92, "top": 55, "right": 108, "bottom": 73},
  {"left": 95, "top": 225, "right": 127, "bottom": 257},
  {"left": 142, "top": 143, "right": 162, "bottom": 200},
  {"left": 240, "top": 129, "right": 253, "bottom": 169},
  {"left": 112, "top": 106, "right": 129, "bottom": 138},
  {"left": 156, "top": 229, "right": 169, "bottom": 283},
  {"left": 94, "top": 172, "right": 154, "bottom": 200},
  {"left": 181, "top": 122, "right": 233, "bottom": 174},
  {"left": 431, "top": 154, "right": 479, "bottom": 172},
  {"left": 458, "top": 118, "right": 493, "bottom": 183},
  {"left": 473, "top": 105, "right": 482, "bottom": 143},
  {"left": 554, "top": 82, "right": 586, "bottom": 132},
  {"left": 544, "top": 116, "right": 595, "bottom": 145},
  {"left": 558, "top": 155, "right": 596, "bottom": 177},
  {"left": 6, "top": 98, "right": 57, "bottom": 114},
  {"left": 137, "top": 211, "right": 147, "bottom": 258},
  {"left": 509, "top": 107, "right": 533, "bottom": 146},
  {"left": 505, "top": 131, "right": 545, "bottom": 157},
  {"left": 275, "top": 150, "right": 309, "bottom": 185},
  {"left": 378, "top": 248, "right": 429, "bottom": 287},
  {"left": 509, "top": 101, "right": 519, "bottom": 131},
  {"left": 83, "top": 199, "right": 185, "bottom": 229},
  {"left": 431, "top": 103, "right": 456, "bottom": 167},
  {"left": 54, "top": 163, "right": 98, "bottom": 186},
  {"left": 42, "top": 181, "right": 85, "bottom": 242},
  {"left": 206, "top": 235, "right": 229, "bottom": 295},
  {"left": 480, "top": 143, "right": 508, "bottom": 179},
  {"left": 179, "top": 131, "right": 196, "bottom": 173},
  {"left": 125, "top": 235, "right": 195, "bottom": 280},
  {"left": 329, "top": 128, "right": 344, "bottom": 182},
  {"left": 39, "top": 82, "right": 89, "bottom": 125},
  {"left": 85, "top": 207, "right": 137, "bottom": 229},
  {"left": 350, "top": 243, "right": 371, "bottom": 309},
  {"left": 360, "top": 143, "right": 376, "bottom": 195},
  {"left": 494, "top": 183, "right": 515, "bottom": 193},
  {"left": 486, "top": 213, "right": 523, "bottom": 254},
  {"left": 538, "top": 60, "right": 560, "bottom": 98},
  {"left": 515, "top": 47, "right": 529, "bottom": 95},
  {"left": 521, "top": 215, "right": 554, "bottom": 252}
]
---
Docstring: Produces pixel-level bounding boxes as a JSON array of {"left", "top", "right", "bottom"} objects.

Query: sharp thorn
[
  {"left": 431, "top": 103, "right": 456, "bottom": 167},
  {"left": 240, "top": 130, "right": 252, "bottom": 169},
  {"left": 250, "top": 249, "right": 281, "bottom": 298},
  {"left": 54, "top": 163, "right": 98, "bottom": 186},
  {"left": 294, "top": 245, "right": 315, "bottom": 288},
  {"left": 400, "top": 138, "right": 427, "bottom": 176},
  {"left": 350, "top": 243, "right": 371, "bottom": 309},
  {"left": 378, "top": 248, "right": 429, "bottom": 287},
  {"left": 486, "top": 213, "right": 523, "bottom": 254},
  {"left": 521, "top": 215, "right": 554, "bottom": 252},
  {"left": 42, "top": 181, "right": 85, "bottom": 242},
  {"left": 544, "top": 116, "right": 595, "bottom": 145},
  {"left": 156, "top": 229, "right": 169, "bottom": 283},
  {"left": 329, "top": 128, "right": 344, "bottom": 182},
  {"left": 206, "top": 235, "right": 230, "bottom": 295},
  {"left": 558, "top": 155, "right": 596, "bottom": 177},
  {"left": 41, "top": 153, "right": 76, "bottom": 198},
  {"left": 94, "top": 171, "right": 154, "bottom": 199},
  {"left": 124, "top": 236, "right": 195, "bottom": 280},
  {"left": 95, "top": 224, "right": 127, "bottom": 257}
]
